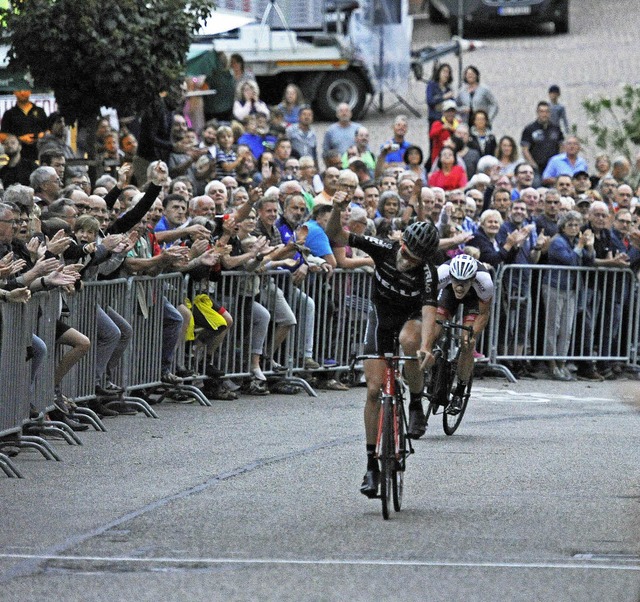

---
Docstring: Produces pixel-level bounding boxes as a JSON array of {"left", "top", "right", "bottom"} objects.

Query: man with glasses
[
  {"left": 576, "top": 202, "right": 630, "bottom": 381},
  {"left": 283, "top": 158, "right": 301, "bottom": 181},
  {"left": 350, "top": 187, "right": 365, "bottom": 208},
  {"left": 612, "top": 210, "right": 635, "bottom": 252},
  {"left": 535, "top": 188, "right": 562, "bottom": 239},
  {"left": 511, "top": 163, "right": 535, "bottom": 200},
  {"left": 497, "top": 199, "right": 547, "bottom": 376},
  {"left": 555, "top": 174, "right": 575, "bottom": 199},
  {"left": 327, "top": 187, "right": 440, "bottom": 498},
  {"left": 336, "top": 169, "right": 358, "bottom": 203}
]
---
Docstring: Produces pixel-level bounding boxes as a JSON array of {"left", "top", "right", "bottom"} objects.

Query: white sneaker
[{"left": 251, "top": 367, "right": 266, "bottom": 381}]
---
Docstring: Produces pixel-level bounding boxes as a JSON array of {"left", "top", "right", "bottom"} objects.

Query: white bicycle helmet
[{"left": 449, "top": 254, "right": 478, "bottom": 281}]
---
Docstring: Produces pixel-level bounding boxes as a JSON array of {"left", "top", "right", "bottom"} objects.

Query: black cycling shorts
[{"left": 363, "top": 304, "right": 422, "bottom": 355}]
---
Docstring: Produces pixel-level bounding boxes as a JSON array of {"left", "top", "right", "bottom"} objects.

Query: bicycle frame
[
  {"left": 426, "top": 320, "right": 475, "bottom": 435},
  {"left": 353, "top": 352, "right": 416, "bottom": 465}
]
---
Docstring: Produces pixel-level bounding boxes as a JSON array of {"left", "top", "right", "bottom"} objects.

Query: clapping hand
[
  {"left": 33, "top": 256, "right": 61, "bottom": 277},
  {"left": 6, "top": 287, "right": 31, "bottom": 303},
  {"left": 0, "top": 252, "right": 27, "bottom": 278},
  {"left": 46, "top": 230, "right": 73, "bottom": 256},
  {"left": 580, "top": 228, "right": 595, "bottom": 248},
  {"left": 190, "top": 238, "right": 209, "bottom": 259}
]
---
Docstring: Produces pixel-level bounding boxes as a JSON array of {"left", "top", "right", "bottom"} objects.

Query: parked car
[{"left": 428, "top": 0, "right": 569, "bottom": 35}]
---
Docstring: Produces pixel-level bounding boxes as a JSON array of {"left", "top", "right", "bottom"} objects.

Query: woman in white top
[{"left": 233, "top": 80, "right": 270, "bottom": 122}]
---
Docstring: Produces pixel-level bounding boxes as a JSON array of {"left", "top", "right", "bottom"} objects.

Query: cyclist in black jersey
[
  {"left": 429, "top": 254, "right": 494, "bottom": 414},
  {"left": 327, "top": 184, "right": 441, "bottom": 498}
]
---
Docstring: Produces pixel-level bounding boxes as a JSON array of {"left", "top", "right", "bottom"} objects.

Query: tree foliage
[
  {"left": 1, "top": 0, "right": 215, "bottom": 123},
  {"left": 582, "top": 84, "right": 640, "bottom": 162}
]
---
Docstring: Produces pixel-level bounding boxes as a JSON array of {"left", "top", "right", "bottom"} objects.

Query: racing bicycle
[
  {"left": 354, "top": 346, "right": 415, "bottom": 520},
  {"left": 425, "top": 320, "right": 475, "bottom": 436}
]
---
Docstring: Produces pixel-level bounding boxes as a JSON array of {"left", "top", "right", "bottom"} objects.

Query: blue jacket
[
  {"left": 544, "top": 233, "right": 594, "bottom": 289},
  {"left": 426, "top": 80, "right": 452, "bottom": 122}
]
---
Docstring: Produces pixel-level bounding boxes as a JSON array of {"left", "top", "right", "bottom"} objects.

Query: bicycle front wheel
[
  {"left": 443, "top": 375, "right": 473, "bottom": 436},
  {"left": 392, "top": 394, "right": 405, "bottom": 512},
  {"left": 379, "top": 396, "right": 394, "bottom": 520}
]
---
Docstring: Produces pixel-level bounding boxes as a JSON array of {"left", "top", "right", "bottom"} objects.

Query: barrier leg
[
  {"left": 40, "top": 419, "right": 83, "bottom": 446},
  {"left": 276, "top": 375, "right": 318, "bottom": 398},
  {"left": 17, "top": 434, "right": 61, "bottom": 461},
  {"left": 0, "top": 453, "right": 24, "bottom": 478},
  {"left": 73, "top": 407, "right": 107, "bottom": 432},
  {"left": 485, "top": 362, "right": 517, "bottom": 383},
  {"left": 171, "top": 384, "right": 212, "bottom": 407},
  {"left": 119, "top": 395, "right": 160, "bottom": 418}
]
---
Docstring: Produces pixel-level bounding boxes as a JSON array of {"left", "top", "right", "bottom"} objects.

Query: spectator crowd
[{"left": 1, "top": 57, "right": 640, "bottom": 429}]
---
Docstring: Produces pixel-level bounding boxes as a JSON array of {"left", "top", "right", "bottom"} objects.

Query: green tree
[
  {"left": 582, "top": 84, "right": 640, "bottom": 162},
  {"left": 1, "top": 0, "right": 215, "bottom": 124}
]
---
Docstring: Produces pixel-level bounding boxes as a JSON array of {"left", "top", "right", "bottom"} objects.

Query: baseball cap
[
  {"left": 573, "top": 170, "right": 589, "bottom": 179},
  {"left": 576, "top": 196, "right": 591, "bottom": 206},
  {"left": 442, "top": 99, "right": 457, "bottom": 112}
]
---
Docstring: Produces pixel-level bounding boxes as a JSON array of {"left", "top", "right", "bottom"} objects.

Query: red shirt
[
  {"left": 429, "top": 117, "right": 459, "bottom": 164},
  {"left": 428, "top": 165, "right": 468, "bottom": 191}
]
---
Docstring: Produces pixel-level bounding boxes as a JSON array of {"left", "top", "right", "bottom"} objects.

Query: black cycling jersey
[{"left": 348, "top": 233, "right": 438, "bottom": 313}]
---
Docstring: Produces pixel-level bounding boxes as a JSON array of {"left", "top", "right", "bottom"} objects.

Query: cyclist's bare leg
[
  {"left": 398, "top": 319, "right": 423, "bottom": 395},
  {"left": 456, "top": 319, "right": 477, "bottom": 385},
  {"left": 399, "top": 319, "right": 430, "bottom": 437},
  {"left": 363, "top": 358, "right": 385, "bottom": 445}
]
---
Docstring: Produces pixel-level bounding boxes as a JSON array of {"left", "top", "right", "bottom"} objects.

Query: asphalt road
[{"left": 1, "top": 376, "right": 639, "bottom": 601}]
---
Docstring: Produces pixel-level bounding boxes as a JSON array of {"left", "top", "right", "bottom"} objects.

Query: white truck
[{"left": 192, "top": 19, "right": 374, "bottom": 121}]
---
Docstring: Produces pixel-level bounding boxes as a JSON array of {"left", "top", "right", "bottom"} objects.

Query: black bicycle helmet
[{"left": 402, "top": 221, "right": 439, "bottom": 260}]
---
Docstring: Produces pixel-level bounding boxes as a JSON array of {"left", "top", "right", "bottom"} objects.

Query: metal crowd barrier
[
  {"left": 0, "top": 297, "right": 38, "bottom": 477},
  {"left": 490, "top": 264, "right": 638, "bottom": 371},
  {"left": 4, "top": 263, "right": 639, "bottom": 475},
  {"left": 0, "top": 292, "right": 69, "bottom": 475}
]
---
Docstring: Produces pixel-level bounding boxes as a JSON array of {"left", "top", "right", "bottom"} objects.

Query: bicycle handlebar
[{"left": 436, "top": 319, "right": 474, "bottom": 334}]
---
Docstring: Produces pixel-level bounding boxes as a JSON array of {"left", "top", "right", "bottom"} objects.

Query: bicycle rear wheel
[
  {"left": 379, "top": 396, "right": 394, "bottom": 520},
  {"left": 392, "top": 393, "right": 405, "bottom": 512},
  {"left": 443, "top": 374, "right": 473, "bottom": 436}
]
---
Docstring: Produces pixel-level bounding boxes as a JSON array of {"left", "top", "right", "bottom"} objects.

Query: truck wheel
[
  {"left": 428, "top": 1, "right": 446, "bottom": 24},
  {"left": 448, "top": 15, "right": 459, "bottom": 36},
  {"left": 314, "top": 71, "right": 367, "bottom": 121},
  {"left": 555, "top": 10, "right": 569, "bottom": 33}
]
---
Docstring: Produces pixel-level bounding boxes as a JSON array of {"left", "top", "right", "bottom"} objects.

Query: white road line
[
  {"left": 473, "top": 387, "right": 616, "bottom": 404},
  {"left": 0, "top": 553, "right": 638, "bottom": 572}
]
